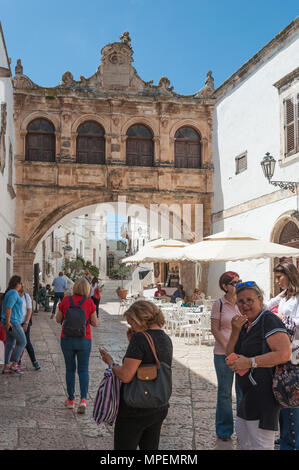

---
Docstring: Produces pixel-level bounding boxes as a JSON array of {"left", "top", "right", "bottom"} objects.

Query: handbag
[
  {"left": 262, "top": 312, "right": 299, "bottom": 408},
  {"left": 123, "top": 331, "right": 172, "bottom": 408},
  {"left": 93, "top": 365, "right": 121, "bottom": 425}
]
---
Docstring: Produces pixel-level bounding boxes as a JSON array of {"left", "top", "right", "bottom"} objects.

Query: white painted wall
[
  {"left": 0, "top": 30, "right": 15, "bottom": 292},
  {"left": 209, "top": 28, "right": 299, "bottom": 300}
]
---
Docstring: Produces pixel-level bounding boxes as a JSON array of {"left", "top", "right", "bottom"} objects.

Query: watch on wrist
[{"left": 251, "top": 357, "right": 258, "bottom": 369}]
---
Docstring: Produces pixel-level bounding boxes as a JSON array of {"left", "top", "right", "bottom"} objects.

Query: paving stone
[{"left": 0, "top": 301, "right": 243, "bottom": 450}]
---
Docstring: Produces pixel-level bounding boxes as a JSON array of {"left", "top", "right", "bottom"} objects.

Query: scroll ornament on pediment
[
  {"left": 194, "top": 71, "right": 215, "bottom": 98},
  {"left": 158, "top": 77, "right": 174, "bottom": 93}
]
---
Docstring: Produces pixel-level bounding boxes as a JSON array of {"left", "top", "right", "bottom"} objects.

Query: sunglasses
[
  {"left": 236, "top": 281, "right": 257, "bottom": 289},
  {"left": 228, "top": 280, "right": 242, "bottom": 286}
]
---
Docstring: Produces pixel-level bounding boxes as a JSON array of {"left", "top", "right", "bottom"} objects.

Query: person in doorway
[
  {"left": 100, "top": 300, "right": 173, "bottom": 450},
  {"left": 1, "top": 275, "right": 27, "bottom": 375},
  {"left": 51, "top": 272, "right": 68, "bottom": 319},
  {"left": 56, "top": 278, "right": 98, "bottom": 414},
  {"left": 90, "top": 277, "right": 102, "bottom": 317},
  {"left": 226, "top": 281, "right": 291, "bottom": 450},
  {"left": 210, "top": 271, "right": 242, "bottom": 441},
  {"left": 265, "top": 262, "right": 299, "bottom": 451},
  {"left": 18, "top": 285, "right": 40, "bottom": 370}
]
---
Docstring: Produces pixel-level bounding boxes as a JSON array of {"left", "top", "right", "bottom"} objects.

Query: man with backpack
[{"left": 55, "top": 277, "right": 98, "bottom": 414}]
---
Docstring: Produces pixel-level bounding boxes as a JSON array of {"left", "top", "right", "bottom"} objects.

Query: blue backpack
[{"left": 63, "top": 296, "right": 88, "bottom": 337}]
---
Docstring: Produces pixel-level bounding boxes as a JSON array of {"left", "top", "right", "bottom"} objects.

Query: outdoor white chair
[
  {"left": 165, "top": 308, "right": 189, "bottom": 337},
  {"left": 199, "top": 312, "right": 214, "bottom": 344},
  {"left": 180, "top": 317, "right": 201, "bottom": 345}
]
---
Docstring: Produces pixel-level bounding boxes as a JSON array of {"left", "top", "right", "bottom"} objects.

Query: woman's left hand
[
  {"left": 227, "top": 354, "right": 251, "bottom": 372},
  {"left": 99, "top": 348, "right": 114, "bottom": 366}
]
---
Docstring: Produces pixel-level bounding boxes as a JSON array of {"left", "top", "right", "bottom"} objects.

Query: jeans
[
  {"left": 214, "top": 354, "right": 242, "bottom": 439},
  {"left": 5, "top": 323, "right": 27, "bottom": 364},
  {"left": 60, "top": 337, "right": 91, "bottom": 401},
  {"left": 279, "top": 408, "right": 299, "bottom": 450},
  {"left": 52, "top": 292, "right": 65, "bottom": 314},
  {"left": 114, "top": 408, "right": 168, "bottom": 450}
]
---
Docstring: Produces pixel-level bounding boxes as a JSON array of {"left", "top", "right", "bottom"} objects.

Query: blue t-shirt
[
  {"left": 1, "top": 289, "right": 23, "bottom": 324},
  {"left": 52, "top": 276, "right": 68, "bottom": 293}
]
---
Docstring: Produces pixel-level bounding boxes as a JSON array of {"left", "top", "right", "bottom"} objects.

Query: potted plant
[{"left": 110, "top": 264, "right": 132, "bottom": 299}]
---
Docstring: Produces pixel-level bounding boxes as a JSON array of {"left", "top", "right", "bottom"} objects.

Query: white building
[
  {"left": 0, "top": 23, "right": 16, "bottom": 291},
  {"left": 208, "top": 17, "right": 299, "bottom": 299}
]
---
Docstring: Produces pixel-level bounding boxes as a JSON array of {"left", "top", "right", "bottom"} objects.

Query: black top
[
  {"left": 234, "top": 310, "right": 288, "bottom": 431},
  {"left": 118, "top": 329, "right": 173, "bottom": 418}
]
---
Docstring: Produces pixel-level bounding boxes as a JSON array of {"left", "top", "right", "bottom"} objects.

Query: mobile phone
[{"left": 226, "top": 353, "right": 249, "bottom": 376}]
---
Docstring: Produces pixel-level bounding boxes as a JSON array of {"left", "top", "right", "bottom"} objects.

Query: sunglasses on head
[{"left": 236, "top": 281, "right": 258, "bottom": 290}]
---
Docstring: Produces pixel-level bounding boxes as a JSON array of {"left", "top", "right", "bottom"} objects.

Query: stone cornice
[{"left": 273, "top": 66, "right": 299, "bottom": 90}]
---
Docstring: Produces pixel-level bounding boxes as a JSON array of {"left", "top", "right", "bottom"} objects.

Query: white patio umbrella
[
  {"left": 121, "top": 238, "right": 190, "bottom": 264},
  {"left": 179, "top": 229, "right": 299, "bottom": 262}
]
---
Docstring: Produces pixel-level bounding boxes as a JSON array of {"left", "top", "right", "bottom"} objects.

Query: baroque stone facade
[{"left": 13, "top": 33, "right": 216, "bottom": 293}]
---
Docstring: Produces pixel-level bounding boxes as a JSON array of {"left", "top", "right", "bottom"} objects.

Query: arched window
[
  {"left": 126, "top": 124, "right": 154, "bottom": 167},
  {"left": 174, "top": 126, "right": 201, "bottom": 169},
  {"left": 76, "top": 121, "right": 105, "bottom": 164},
  {"left": 25, "top": 119, "right": 55, "bottom": 162}
]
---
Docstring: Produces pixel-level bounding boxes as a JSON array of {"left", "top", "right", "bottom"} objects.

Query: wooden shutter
[
  {"left": 126, "top": 138, "right": 153, "bottom": 166},
  {"left": 76, "top": 135, "right": 105, "bottom": 164},
  {"left": 284, "top": 98, "right": 295, "bottom": 156}
]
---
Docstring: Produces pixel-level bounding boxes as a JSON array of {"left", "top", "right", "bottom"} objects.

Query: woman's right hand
[
  {"left": 5, "top": 321, "right": 12, "bottom": 332},
  {"left": 231, "top": 314, "right": 247, "bottom": 333}
]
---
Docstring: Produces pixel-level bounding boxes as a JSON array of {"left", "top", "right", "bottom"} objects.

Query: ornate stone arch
[
  {"left": 20, "top": 112, "right": 60, "bottom": 160},
  {"left": 270, "top": 211, "right": 299, "bottom": 295},
  {"left": 121, "top": 117, "right": 159, "bottom": 165}
]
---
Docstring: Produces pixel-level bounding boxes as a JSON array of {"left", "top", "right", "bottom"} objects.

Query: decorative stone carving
[
  {"left": 158, "top": 77, "right": 174, "bottom": 93},
  {"left": 0, "top": 102, "right": 7, "bottom": 173},
  {"left": 194, "top": 71, "right": 215, "bottom": 98},
  {"left": 61, "top": 71, "right": 75, "bottom": 86},
  {"left": 15, "top": 58, "right": 23, "bottom": 75},
  {"left": 119, "top": 31, "right": 132, "bottom": 47}
]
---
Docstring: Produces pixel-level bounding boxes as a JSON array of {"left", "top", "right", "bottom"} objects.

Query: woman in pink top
[{"left": 211, "top": 271, "right": 242, "bottom": 441}]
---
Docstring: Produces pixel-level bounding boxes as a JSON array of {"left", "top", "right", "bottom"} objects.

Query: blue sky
[{"left": 1, "top": 0, "right": 298, "bottom": 94}]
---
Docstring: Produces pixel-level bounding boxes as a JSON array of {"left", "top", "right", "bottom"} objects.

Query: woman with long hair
[
  {"left": 210, "top": 271, "right": 242, "bottom": 441},
  {"left": 265, "top": 261, "right": 299, "bottom": 450},
  {"left": 1, "top": 275, "right": 27, "bottom": 374}
]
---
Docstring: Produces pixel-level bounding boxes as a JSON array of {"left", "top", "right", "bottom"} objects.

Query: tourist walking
[
  {"left": 265, "top": 262, "right": 299, "bottom": 450},
  {"left": 100, "top": 300, "right": 173, "bottom": 450},
  {"left": 18, "top": 285, "right": 40, "bottom": 370},
  {"left": 1, "top": 275, "right": 27, "bottom": 375},
  {"left": 90, "top": 277, "right": 101, "bottom": 317},
  {"left": 210, "top": 271, "right": 242, "bottom": 441},
  {"left": 51, "top": 272, "right": 68, "bottom": 319},
  {"left": 226, "top": 281, "right": 291, "bottom": 450},
  {"left": 55, "top": 278, "right": 98, "bottom": 414}
]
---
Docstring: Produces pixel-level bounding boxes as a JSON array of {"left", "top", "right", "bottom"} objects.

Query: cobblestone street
[{"left": 0, "top": 301, "right": 240, "bottom": 451}]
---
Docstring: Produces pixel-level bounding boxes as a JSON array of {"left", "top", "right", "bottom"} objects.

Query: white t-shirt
[
  {"left": 21, "top": 293, "right": 32, "bottom": 323},
  {"left": 266, "top": 291, "right": 299, "bottom": 364}
]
